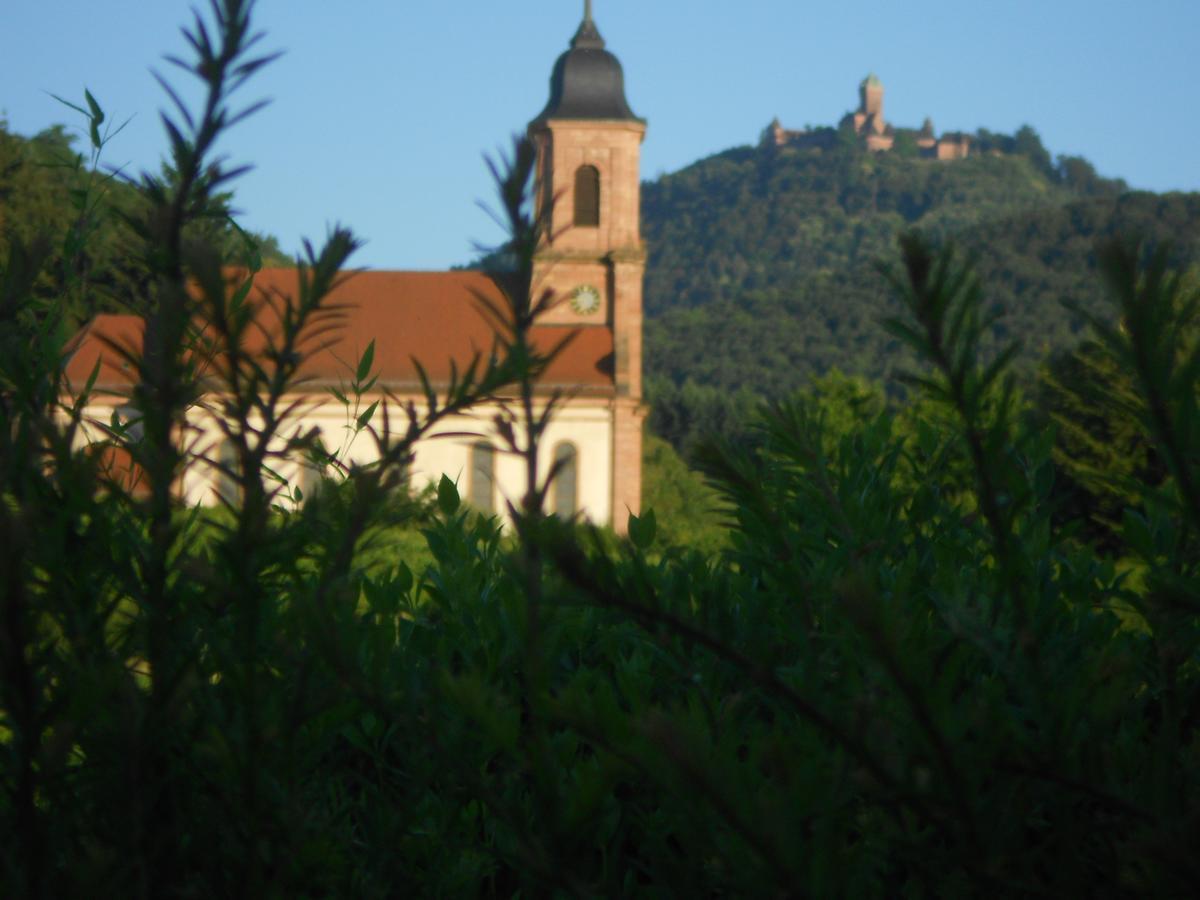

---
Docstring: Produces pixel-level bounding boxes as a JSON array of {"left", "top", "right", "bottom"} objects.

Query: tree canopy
[
  {"left": 640, "top": 130, "right": 1199, "bottom": 450},
  {"left": 0, "top": 116, "right": 289, "bottom": 325}
]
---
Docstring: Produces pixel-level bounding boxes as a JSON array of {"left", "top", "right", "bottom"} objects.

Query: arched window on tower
[
  {"left": 540, "top": 149, "right": 554, "bottom": 228},
  {"left": 552, "top": 442, "right": 578, "bottom": 519},
  {"left": 574, "top": 165, "right": 600, "bottom": 227},
  {"left": 469, "top": 441, "right": 496, "bottom": 513}
]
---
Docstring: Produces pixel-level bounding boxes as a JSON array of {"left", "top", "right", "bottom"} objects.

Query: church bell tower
[{"left": 529, "top": 1, "right": 646, "bottom": 524}]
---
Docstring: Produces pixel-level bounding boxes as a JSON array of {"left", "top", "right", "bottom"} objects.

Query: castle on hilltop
[{"left": 767, "top": 74, "right": 971, "bottom": 160}]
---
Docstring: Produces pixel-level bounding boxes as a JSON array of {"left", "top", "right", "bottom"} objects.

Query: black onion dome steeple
[{"left": 531, "top": 2, "right": 641, "bottom": 125}]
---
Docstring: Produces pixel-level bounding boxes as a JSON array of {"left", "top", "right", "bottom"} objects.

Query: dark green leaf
[
  {"left": 628, "top": 509, "right": 656, "bottom": 550},
  {"left": 356, "top": 400, "right": 379, "bottom": 430},
  {"left": 437, "top": 474, "right": 460, "bottom": 516},
  {"left": 356, "top": 340, "right": 376, "bottom": 383},
  {"left": 84, "top": 88, "right": 104, "bottom": 125}
]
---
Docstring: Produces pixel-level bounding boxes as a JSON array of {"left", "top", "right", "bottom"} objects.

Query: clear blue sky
[{"left": 2, "top": 0, "right": 1197, "bottom": 269}]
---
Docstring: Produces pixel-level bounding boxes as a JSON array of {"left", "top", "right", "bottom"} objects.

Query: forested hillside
[
  {"left": 641, "top": 131, "right": 1200, "bottom": 448},
  {"left": 0, "top": 118, "right": 288, "bottom": 324}
]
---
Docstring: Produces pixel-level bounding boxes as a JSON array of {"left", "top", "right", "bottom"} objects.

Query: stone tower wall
[{"left": 529, "top": 117, "right": 647, "bottom": 531}]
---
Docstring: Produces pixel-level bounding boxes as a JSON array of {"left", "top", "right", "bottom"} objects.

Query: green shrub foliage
[{"left": 3, "top": 4, "right": 1199, "bottom": 897}]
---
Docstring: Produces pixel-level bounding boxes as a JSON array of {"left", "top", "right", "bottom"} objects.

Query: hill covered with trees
[
  {"left": 641, "top": 129, "right": 1200, "bottom": 450},
  {"left": 0, "top": 117, "right": 288, "bottom": 325}
]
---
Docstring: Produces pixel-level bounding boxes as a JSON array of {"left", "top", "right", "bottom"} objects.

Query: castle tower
[
  {"left": 528, "top": 1, "right": 647, "bottom": 527},
  {"left": 850, "top": 73, "right": 892, "bottom": 150},
  {"left": 859, "top": 73, "right": 884, "bottom": 121}
]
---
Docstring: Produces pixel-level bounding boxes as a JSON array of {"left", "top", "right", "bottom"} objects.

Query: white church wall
[{"left": 73, "top": 391, "right": 616, "bottom": 527}]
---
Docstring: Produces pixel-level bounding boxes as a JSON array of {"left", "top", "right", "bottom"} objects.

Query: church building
[{"left": 64, "top": 5, "right": 647, "bottom": 531}]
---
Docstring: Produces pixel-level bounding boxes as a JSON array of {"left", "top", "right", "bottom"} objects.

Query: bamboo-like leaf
[
  {"left": 84, "top": 89, "right": 104, "bottom": 125},
  {"left": 356, "top": 400, "right": 379, "bottom": 430},
  {"left": 224, "top": 98, "right": 272, "bottom": 130},
  {"left": 356, "top": 339, "right": 376, "bottom": 384},
  {"left": 46, "top": 91, "right": 89, "bottom": 119}
]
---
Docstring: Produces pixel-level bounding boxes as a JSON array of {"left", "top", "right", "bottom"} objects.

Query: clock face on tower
[{"left": 569, "top": 284, "right": 602, "bottom": 315}]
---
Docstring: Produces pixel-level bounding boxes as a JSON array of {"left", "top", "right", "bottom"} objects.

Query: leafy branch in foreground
[
  {"left": 1088, "top": 241, "right": 1200, "bottom": 535},
  {"left": 882, "top": 234, "right": 1033, "bottom": 627},
  {"left": 515, "top": 233, "right": 1200, "bottom": 896}
]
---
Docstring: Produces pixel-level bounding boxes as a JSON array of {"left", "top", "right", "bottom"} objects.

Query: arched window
[
  {"left": 552, "top": 442, "right": 578, "bottom": 519},
  {"left": 539, "top": 151, "right": 555, "bottom": 227},
  {"left": 294, "top": 459, "right": 321, "bottom": 504},
  {"left": 574, "top": 165, "right": 600, "bottom": 227},
  {"left": 469, "top": 441, "right": 496, "bottom": 513},
  {"left": 216, "top": 438, "right": 240, "bottom": 505}
]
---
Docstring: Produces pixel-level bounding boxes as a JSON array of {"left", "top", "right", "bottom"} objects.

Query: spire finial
[{"left": 571, "top": 0, "right": 605, "bottom": 49}]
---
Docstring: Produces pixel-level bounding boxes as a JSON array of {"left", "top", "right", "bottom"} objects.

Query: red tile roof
[{"left": 64, "top": 269, "right": 615, "bottom": 396}]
